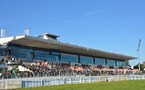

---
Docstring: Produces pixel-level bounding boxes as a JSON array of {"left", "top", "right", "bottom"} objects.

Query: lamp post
[
  {"left": 137, "top": 50, "right": 140, "bottom": 72},
  {"left": 137, "top": 39, "right": 141, "bottom": 72}
]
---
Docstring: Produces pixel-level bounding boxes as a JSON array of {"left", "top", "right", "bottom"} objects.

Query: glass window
[
  {"left": 0, "top": 49, "right": 5, "bottom": 56},
  {"left": 107, "top": 59, "right": 115, "bottom": 66},
  {"left": 34, "top": 49, "right": 49, "bottom": 54},
  {"left": 117, "top": 61, "right": 126, "bottom": 66},
  {"left": 80, "top": 56, "right": 93, "bottom": 64},
  {"left": 95, "top": 58, "right": 106, "bottom": 65},
  {"left": 61, "top": 53, "right": 78, "bottom": 63},
  {"left": 51, "top": 51, "right": 60, "bottom": 55},
  {"left": 11, "top": 50, "right": 31, "bottom": 59},
  {"left": 47, "top": 55, "right": 59, "bottom": 62},
  {"left": 8, "top": 46, "right": 33, "bottom": 52},
  {"left": 34, "top": 52, "right": 49, "bottom": 60},
  {"left": 34, "top": 52, "right": 59, "bottom": 63},
  {"left": 8, "top": 45, "right": 51, "bottom": 54}
]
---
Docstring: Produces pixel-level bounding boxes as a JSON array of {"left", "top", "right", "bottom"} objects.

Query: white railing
[{"left": 0, "top": 75, "right": 145, "bottom": 89}]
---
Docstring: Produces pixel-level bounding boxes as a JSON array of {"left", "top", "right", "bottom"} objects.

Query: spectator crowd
[{"left": 0, "top": 55, "right": 139, "bottom": 79}]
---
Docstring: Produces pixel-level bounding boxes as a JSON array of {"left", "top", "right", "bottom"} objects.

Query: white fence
[{"left": 0, "top": 75, "right": 145, "bottom": 90}]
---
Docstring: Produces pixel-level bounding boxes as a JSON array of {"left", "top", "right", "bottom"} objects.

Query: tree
[
  {"left": 133, "top": 63, "right": 144, "bottom": 71},
  {"left": 142, "top": 61, "right": 145, "bottom": 70}
]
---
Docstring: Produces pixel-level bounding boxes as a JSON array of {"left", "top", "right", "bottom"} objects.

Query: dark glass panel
[
  {"left": 95, "top": 58, "right": 106, "bottom": 65},
  {"left": 47, "top": 55, "right": 59, "bottom": 62},
  {"left": 61, "top": 53, "right": 78, "bottom": 63},
  {"left": 107, "top": 59, "right": 115, "bottom": 66},
  {"left": 11, "top": 50, "right": 31, "bottom": 59},
  {"left": 117, "top": 61, "right": 126, "bottom": 67},
  {"left": 34, "top": 52, "right": 49, "bottom": 60},
  {"left": 0, "top": 49, "right": 5, "bottom": 56},
  {"left": 80, "top": 56, "right": 93, "bottom": 64}
]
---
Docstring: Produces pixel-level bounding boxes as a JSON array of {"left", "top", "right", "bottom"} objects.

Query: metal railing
[{"left": 0, "top": 75, "right": 145, "bottom": 90}]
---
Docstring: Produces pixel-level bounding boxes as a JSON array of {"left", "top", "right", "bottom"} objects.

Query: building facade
[{"left": 0, "top": 33, "right": 136, "bottom": 68}]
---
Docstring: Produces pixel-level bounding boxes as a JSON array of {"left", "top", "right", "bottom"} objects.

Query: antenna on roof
[
  {"left": 24, "top": 29, "right": 29, "bottom": 36},
  {"left": 0, "top": 29, "right": 6, "bottom": 38}
]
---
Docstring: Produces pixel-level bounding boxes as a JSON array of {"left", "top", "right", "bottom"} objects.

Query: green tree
[{"left": 134, "top": 63, "right": 144, "bottom": 71}]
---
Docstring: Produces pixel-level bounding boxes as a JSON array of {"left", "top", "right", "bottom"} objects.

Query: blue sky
[{"left": 0, "top": 0, "right": 145, "bottom": 66}]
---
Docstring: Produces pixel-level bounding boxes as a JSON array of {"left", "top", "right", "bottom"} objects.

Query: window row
[
  {"left": 1, "top": 48, "right": 126, "bottom": 67},
  {"left": 8, "top": 46, "right": 60, "bottom": 55}
]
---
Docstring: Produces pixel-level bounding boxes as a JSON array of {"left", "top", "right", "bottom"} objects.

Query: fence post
[
  {"left": 99, "top": 76, "right": 100, "bottom": 82},
  {"left": 89, "top": 77, "right": 91, "bottom": 83},
  {"left": 42, "top": 80, "right": 44, "bottom": 86},
  {"left": 79, "top": 77, "right": 81, "bottom": 83},
  {"left": 82, "top": 77, "right": 84, "bottom": 83},
  {"left": 135, "top": 75, "right": 137, "bottom": 80},
  {"left": 70, "top": 78, "right": 72, "bottom": 84},
  {"left": 21, "top": 80, "right": 25, "bottom": 88},
  {"left": 5, "top": 80, "right": 7, "bottom": 90}
]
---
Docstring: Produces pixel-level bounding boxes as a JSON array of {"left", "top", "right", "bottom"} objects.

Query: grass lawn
[{"left": 14, "top": 80, "right": 145, "bottom": 90}]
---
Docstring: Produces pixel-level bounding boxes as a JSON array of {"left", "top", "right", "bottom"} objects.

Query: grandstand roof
[{"left": 0, "top": 35, "right": 137, "bottom": 60}]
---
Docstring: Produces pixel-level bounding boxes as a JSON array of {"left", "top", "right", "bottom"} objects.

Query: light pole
[
  {"left": 137, "top": 50, "right": 140, "bottom": 72},
  {"left": 137, "top": 39, "right": 141, "bottom": 72}
]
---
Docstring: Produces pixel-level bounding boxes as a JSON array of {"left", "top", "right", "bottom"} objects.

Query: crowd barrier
[{"left": 0, "top": 75, "right": 145, "bottom": 89}]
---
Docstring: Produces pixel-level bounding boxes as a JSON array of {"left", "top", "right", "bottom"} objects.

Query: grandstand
[{"left": 0, "top": 33, "right": 138, "bottom": 79}]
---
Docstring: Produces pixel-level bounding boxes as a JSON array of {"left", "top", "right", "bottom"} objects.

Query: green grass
[{"left": 14, "top": 80, "right": 145, "bottom": 90}]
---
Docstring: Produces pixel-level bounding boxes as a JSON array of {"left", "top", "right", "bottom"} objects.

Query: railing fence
[{"left": 0, "top": 75, "right": 145, "bottom": 90}]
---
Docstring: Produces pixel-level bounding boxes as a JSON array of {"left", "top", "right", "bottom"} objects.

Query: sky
[{"left": 0, "top": 0, "right": 145, "bottom": 66}]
